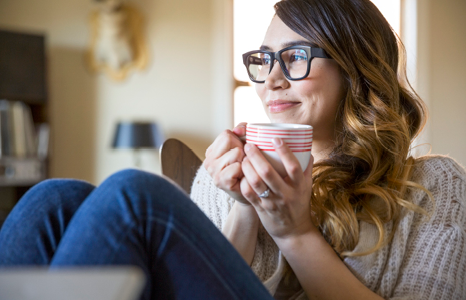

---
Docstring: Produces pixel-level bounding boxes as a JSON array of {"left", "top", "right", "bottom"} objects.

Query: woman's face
[{"left": 255, "top": 17, "right": 346, "bottom": 142}]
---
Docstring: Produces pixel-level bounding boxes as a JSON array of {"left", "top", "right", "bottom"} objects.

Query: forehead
[{"left": 261, "top": 16, "right": 312, "bottom": 51}]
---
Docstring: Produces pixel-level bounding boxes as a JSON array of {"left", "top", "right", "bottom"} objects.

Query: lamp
[{"left": 111, "top": 121, "right": 165, "bottom": 168}]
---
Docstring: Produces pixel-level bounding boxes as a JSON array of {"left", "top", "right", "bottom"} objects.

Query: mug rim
[{"left": 247, "top": 123, "right": 313, "bottom": 130}]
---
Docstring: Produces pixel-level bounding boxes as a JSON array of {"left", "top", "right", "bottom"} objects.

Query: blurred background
[{"left": 0, "top": 0, "right": 464, "bottom": 188}]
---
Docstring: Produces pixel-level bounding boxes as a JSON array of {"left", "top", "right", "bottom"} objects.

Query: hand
[
  {"left": 240, "top": 138, "right": 315, "bottom": 239},
  {"left": 204, "top": 122, "right": 249, "bottom": 203}
]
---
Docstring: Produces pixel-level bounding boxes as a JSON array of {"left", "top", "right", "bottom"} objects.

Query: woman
[
  {"left": 1, "top": 0, "right": 465, "bottom": 299},
  {"left": 198, "top": 0, "right": 466, "bottom": 299}
]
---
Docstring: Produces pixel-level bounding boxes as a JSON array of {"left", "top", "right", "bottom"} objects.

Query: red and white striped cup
[{"left": 246, "top": 123, "right": 313, "bottom": 177}]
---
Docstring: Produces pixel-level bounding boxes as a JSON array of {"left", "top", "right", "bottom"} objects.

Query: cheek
[
  {"left": 300, "top": 64, "right": 345, "bottom": 108},
  {"left": 319, "top": 61, "right": 346, "bottom": 100},
  {"left": 255, "top": 84, "right": 266, "bottom": 102}
]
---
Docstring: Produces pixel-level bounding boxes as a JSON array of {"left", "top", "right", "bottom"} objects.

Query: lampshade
[{"left": 112, "top": 121, "right": 164, "bottom": 149}]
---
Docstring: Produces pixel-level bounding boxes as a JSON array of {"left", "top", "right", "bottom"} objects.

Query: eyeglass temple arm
[{"left": 311, "top": 47, "right": 331, "bottom": 59}]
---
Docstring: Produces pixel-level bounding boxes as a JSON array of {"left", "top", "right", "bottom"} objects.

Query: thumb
[{"left": 232, "top": 122, "right": 247, "bottom": 142}]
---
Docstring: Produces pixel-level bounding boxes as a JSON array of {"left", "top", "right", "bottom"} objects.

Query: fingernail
[
  {"left": 272, "top": 138, "right": 283, "bottom": 147},
  {"left": 244, "top": 143, "right": 251, "bottom": 153},
  {"left": 234, "top": 124, "right": 246, "bottom": 133}
]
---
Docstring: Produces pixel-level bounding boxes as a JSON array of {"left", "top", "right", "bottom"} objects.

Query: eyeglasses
[{"left": 242, "top": 45, "right": 331, "bottom": 83}]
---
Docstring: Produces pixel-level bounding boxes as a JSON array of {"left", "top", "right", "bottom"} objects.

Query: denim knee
[
  {"left": 16, "top": 179, "right": 96, "bottom": 213},
  {"left": 102, "top": 169, "right": 182, "bottom": 195},
  {"left": 29, "top": 178, "right": 95, "bottom": 197},
  {"left": 0, "top": 179, "right": 96, "bottom": 265},
  {"left": 97, "top": 169, "right": 191, "bottom": 216}
]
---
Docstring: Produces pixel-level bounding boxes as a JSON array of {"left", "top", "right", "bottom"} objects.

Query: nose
[{"left": 264, "top": 59, "right": 290, "bottom": 90}]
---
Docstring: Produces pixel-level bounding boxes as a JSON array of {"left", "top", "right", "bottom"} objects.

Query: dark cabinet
[{"left": 0, "top": 29, "right": 49, "bottom": 226}]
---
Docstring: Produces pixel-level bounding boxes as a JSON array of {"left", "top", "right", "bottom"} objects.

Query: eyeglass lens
[{"left": 247, "top": 49, "right": 309, "bottom": 81}]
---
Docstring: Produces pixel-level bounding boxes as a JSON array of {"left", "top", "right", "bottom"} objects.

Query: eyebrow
[{"left": 259, "top": 40, "right": 318, "bottom": 51}]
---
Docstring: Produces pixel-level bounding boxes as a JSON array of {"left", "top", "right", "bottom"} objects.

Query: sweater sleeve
[
  {"left": 388, "top": 156, "right": 466, "bottom": 300},
  {"left": 189, "top": 165, "right": 235, "bottom": 230}
]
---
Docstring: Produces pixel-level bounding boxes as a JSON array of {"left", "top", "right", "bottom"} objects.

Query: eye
[
  {"left": 289, "top": 50, "right": 307, "bottom": 63},
  {"left": 260, "top": 55, "right": 271, "bottom": 65}
]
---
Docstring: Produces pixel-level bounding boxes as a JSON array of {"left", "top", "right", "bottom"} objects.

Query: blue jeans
[{"left": 0, "top": 169, "right": 274, "bottom": 300}]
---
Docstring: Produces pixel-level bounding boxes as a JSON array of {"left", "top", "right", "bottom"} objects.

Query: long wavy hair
[{"left": 275, "top": 0, "right": 432, "bottom": 257}]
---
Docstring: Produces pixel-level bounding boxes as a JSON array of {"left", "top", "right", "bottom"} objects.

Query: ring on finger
[{"left": 258, "top": 188, "right": 271, "bottom": 198}]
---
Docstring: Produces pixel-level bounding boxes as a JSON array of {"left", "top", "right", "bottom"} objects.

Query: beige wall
[
  {"left": 0, "top": 0, "right": 233, "bottom": 184},
  {"left": 428, "top": 0, "right": 466, "bottom": 166},
  {"left": 404, "top": 0, "right": 466, "bottom": 167}
]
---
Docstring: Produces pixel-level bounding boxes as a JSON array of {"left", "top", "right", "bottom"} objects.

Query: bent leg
[
  {"left": 0, "top": 179, "right": 95, "bottom": 265},
  {"left": 51, "top": 169, "right": 273, "bottom": 300}
]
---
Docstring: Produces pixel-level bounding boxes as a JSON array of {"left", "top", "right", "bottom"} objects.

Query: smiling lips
[{"left": 267, "top": 100, "right": 301, "bottom": 113}]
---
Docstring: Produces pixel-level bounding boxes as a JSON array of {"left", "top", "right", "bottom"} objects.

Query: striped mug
[{"left": 246, "top": 123, "right": 313, "bottom": 177}]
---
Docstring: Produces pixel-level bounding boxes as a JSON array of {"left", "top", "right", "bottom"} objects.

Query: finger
[
  {"left": 206, "top": 147, "right": 244, "bottom": 178},
  {"left": 215, "top": 162, "right": 243, "bottom": 191},
  {"left": 303, "top": 154, "right": 315, "bottom": 184},
  {"left": 272, "top": 138, "right": 304, "bottom": 183},
  {"left": 243, "top": 143, "right": 283, "bottom": 193},
  {"left": 217, "top": 147, "right": 245, "bottom": 171},
  {"left": 240, "top": 176, "right": 262, "bottom": 207},
  {"left": 241, "top": 156, "right": 271, "bottom": 197},
  {"left": 205, "top": 135, "right": 222, "bottom": 159},
  {"left": 232, "top": 122, "right": 247, "bottom": 142},
  {"left": 209, "top": 130, "right": 244, "bottom": 159},
  {"left": 303, "top": 154, "right": 314, "bottom": 176},
  {"left": 206, "top": 129, "right": 237, "bottom": 158},
  {"left": 205, "top": 144, "right": 213, "bottom": 157}
]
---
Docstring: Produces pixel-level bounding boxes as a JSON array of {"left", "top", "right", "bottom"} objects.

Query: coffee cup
[{"left": 246, "top": 123, "right": 313, "bottom": 177}]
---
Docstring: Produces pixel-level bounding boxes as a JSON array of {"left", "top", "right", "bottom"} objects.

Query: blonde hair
[{"left": 275, "top": 0, "right": 433, "bottom": 257}]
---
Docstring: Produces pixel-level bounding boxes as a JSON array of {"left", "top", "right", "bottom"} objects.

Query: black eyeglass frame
[{"left": 242, "top": 45, "right": 331, "bottom": 83}]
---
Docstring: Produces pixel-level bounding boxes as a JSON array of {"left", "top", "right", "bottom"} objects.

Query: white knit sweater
[{"left": 190, "top": 155, "right": 466, "bottom": 299}]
